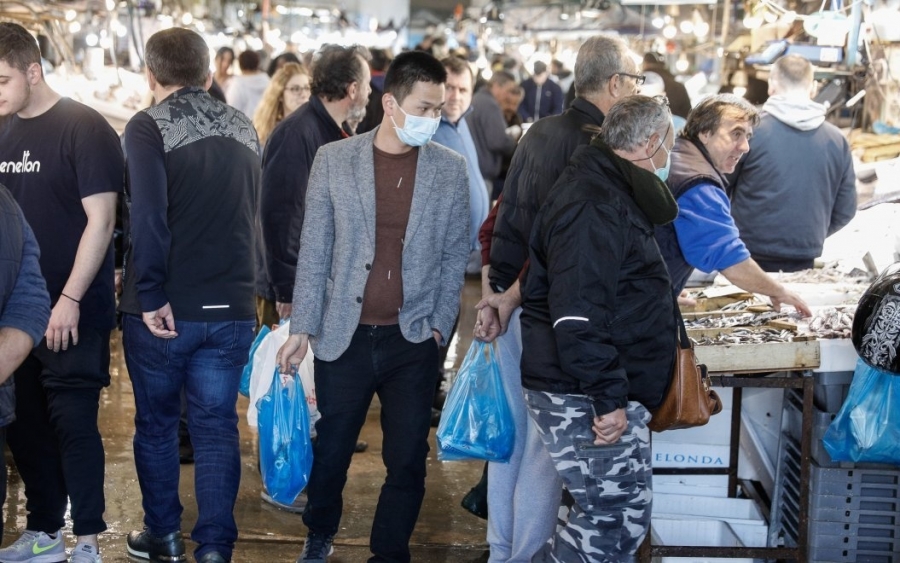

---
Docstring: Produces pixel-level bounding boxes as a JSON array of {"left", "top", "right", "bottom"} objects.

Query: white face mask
[{"left": 390, "top": 100, "right": 440, "bottom": 147}]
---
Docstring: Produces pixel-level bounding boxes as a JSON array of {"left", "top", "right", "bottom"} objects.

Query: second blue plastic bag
[
  {"left": 436, "top": 341, "right": 514, "bottom": 462},
  {"left": 239, "top": 325, "right": 270, "bottom": 397},
  {"left": 822, "top": 358, "right": 900, "bottom": 464},
  {"left": 257, "top": 368, "right": 313, "bottom": 503}
]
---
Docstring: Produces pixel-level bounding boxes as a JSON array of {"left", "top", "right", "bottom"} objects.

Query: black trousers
[{"left": 6, "top": 327, "right": 110, "bottom": 536}]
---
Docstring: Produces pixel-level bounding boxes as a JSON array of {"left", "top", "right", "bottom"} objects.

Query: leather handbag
[{"left": 649, "top": 307, "right": 723, "bottom": 432}]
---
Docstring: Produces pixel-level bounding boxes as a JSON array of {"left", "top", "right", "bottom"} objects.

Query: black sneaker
[
  {"left": 126, "top": 529, "right": 187, "bottom": 562},
  {"left": 296, "top": 533, "right": 334, "bottom": 563},
  {"left": 196, "top": 552, "right": 227, "bottom": 563}
]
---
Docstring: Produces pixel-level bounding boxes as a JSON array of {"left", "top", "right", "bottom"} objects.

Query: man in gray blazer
[{"left": 277, "top": 51, "right": 470, "bottom": 563}]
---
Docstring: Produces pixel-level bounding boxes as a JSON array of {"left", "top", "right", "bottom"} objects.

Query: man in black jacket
[
  {"left": 474, "top": 35, "right": 642, "bottom": 563},
  {"left": 259, "top": 45, "right": 371, "bottom": 325},
  {"left": 119, "top": 28, "right": 261, "bottom": 563},
  {"left": 521, "top": 95, "right": 677, "bottom": 562}
]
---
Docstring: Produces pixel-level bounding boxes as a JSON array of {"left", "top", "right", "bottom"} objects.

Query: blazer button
[
  {"left": 356, "top": 297, "right": 363, "bottom": 303},
  {"left": 365, "top": 263, "right": 371, "bottom": 270}
]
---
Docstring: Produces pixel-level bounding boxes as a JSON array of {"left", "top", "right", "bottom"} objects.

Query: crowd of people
[{"left": 0, "top": 17, "right": 857, "bottom": 563}]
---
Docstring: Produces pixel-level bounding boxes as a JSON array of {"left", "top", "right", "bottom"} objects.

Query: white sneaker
[{"left": 0, "top": 530, "right": 66, "bottom": 563}]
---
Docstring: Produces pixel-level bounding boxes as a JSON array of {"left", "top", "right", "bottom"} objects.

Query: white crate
[
  {"left": 651, "top": 519, "right": 756, "bottom": 563},
  {"left": 652, "top": 475, "right": 729, "bottom": 497},
  {"left": 653, "top": 493, "right": 767, "bottom": 548}
]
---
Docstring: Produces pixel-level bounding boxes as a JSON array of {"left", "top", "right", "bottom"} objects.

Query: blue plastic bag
[
  {"left": 239, "top": 325, "right": 270, "bottom": 397},
  {"left": 822, "top": 358, "right": 900, "bottom": 464},
  {"left": 436, "top": 341, "right": 514, "bottom": 462},
  {"left": 257, "top": 368, "right": 313, "bottom": 503}
]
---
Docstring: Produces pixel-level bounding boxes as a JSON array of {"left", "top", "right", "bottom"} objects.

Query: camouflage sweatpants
[{"left": 524, "top": 391, "right": 652, "bottom": 563}]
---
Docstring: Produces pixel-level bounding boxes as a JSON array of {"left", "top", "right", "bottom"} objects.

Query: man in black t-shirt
[{"left": 0, "top": 23, "right": 122, "bottom": 563}]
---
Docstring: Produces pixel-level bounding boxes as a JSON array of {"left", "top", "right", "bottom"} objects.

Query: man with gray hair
[
  {"left": 656, "top": 93, "right": 812, "bottom": 316},
  {"left": 729, "top": 54, "right": 856, "bottom": 272},
  {"left": 520, "top": 95, "right": 679, "bottom": 561},
  {"left": 474, "top": 35, "right": 642, "bottom": 563}
]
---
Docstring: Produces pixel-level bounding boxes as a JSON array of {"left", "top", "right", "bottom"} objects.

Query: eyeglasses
[
  {"left": 285, "top": 85, "right": 311, "bottom": 94},
  {"left": 610, "top": 72, "right": 646, "bottom": 86}
]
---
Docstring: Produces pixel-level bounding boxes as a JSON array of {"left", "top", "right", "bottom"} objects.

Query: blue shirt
[
  {"left": 432, "top": 115, "right": 489, "bottom": 251},
  {"left": 673, "top": 183, "right": 750, "bottom": 273}
]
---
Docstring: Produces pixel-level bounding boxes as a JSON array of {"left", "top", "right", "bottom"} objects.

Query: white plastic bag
[{"left": 246, "top": 321, "right": 320, "bottom": 433}]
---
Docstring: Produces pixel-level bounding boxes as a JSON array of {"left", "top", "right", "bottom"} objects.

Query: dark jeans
[
  {"left": 123, "top": 315, "right": 254, "bottom": 561},
  {"left": 303, "top": 324, "right": 440, "bottom": 563},
  {"left": 7, "top": 327, "right": 110, "bottom": 536}
]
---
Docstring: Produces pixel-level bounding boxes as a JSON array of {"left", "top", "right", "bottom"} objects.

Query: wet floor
[{"left": 2, "top": 279, "right": 489, "bottom": 562}]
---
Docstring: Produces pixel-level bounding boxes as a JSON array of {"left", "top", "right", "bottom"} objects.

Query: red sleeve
[{"left": 479, "top": 193, "right": 502, "bottom": 266}]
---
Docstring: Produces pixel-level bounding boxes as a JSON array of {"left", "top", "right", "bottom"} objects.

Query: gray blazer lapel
[
  {"left": 405, "top": 144, "right": 436, "bottom": 242},
  {"left": 354, "top": 136, "right": 377, "bottom": 247}
]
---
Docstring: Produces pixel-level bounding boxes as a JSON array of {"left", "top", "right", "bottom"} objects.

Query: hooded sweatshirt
[{"left": 729, "top": 95, "right": 856, "bottom": 263}]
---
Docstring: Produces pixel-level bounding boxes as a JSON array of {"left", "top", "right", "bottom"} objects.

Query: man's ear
[
  {"left": 204, "top": 71, "right": 213, "bottom": 91},
  {"left": 382, "top": 92, "right": 394, "bottom": 115},
  {"left": 346, "top": 80, "right": 359, "bottom": 101},
  {"left": 607, "top": 74, "right": 623, "bottom": 99},
  {"left": 146, "top": 67, "right": 158, "bottom": 91},
  {"left": 26, "top": 62, "right": 42, "bottom": 85}
]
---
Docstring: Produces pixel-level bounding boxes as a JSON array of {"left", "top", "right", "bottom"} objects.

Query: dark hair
[
  {"left": 0, "top": 22, "right": 41, "bottom": 73},
  {"left": 215, "top": 46, "right": 234, "bottom": 61},
  {"left": 311, "top": 45, "right": 370, "bottom": 102},
  {"left": 441, "top": 55, "right": 472, "bottom": 81},
  {"left": 267, "top": 52, "right": 301, "bottom": 77},
  {"left": 145, "top": 28, "right": 210, "bottom": 88},
  {"left": 489, "top": 70, "right": 516, "bottom": 88},
  {"left": 237, "top": 50, "right": 260, "bottom": 72},
  {"left": 370, "top": 48, "right": 391, "bottom": 72},
  {"left": 682, "top": 94, "right": 760, "bottom": 140},
  {"left": 533, "top": 61, "right": 547, "bottom": 76},
  {"left": 383, "top": 51, "right": 447, "bottom": 104}
]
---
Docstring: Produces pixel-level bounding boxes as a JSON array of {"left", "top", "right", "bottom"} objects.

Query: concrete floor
[{"left": 2, "top": 279, "right": 489, "bottom": 562}]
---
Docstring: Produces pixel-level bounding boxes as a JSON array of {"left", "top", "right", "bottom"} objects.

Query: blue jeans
[
  {"left": 302, "top": 324, "right": 439, "bottom": 563},
  {"left": 122, "top": 315, "right": 255, "bottom": 560}
]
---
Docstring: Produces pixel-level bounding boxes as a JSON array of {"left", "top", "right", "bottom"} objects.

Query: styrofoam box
[
  {"left": 650, "top": 519, "right": 758, "bottom": 563},
  {"left": 815, "top": 339, "right": 858, "bottom": 373},
  {"left": 654, "top": 494, "right": 767, "bottom": 548},
  {"left": 652, "top": 389, "right": 733, "bottom": 468},
  {"left": 653, "top": 475, "right": 730, "bottom": 497}
]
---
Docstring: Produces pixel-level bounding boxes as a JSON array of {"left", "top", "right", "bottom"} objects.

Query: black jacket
[
  {"left": 259, "top": 96, "right": 345, "bottom": 302},
  {"left": 489, "top": 97, "right": 605, "bottom": 290},
  {"left": 656, "top": 136, "right": 729, "bottom": 294},
  {"left": 521, "top": 143, "right": 676, "bottom": 416}
]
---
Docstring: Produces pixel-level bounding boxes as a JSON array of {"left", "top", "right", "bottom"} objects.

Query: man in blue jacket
[
  {"left": 728, "top": 54, "right": 856, "bottom": 272},
  {"left": 432, "top": 56, "right": 490, "bottom": 274},
  {"left": 518, "top": 61, "right": 564, "bottom": 123},
  {"left": 656, "top": 94, "right": 812, "bottom": 316},
  {"left": 0, "top": 185, "right": 51, "bottom": 542}
]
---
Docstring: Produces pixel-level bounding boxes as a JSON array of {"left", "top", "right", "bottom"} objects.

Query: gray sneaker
[
  {"left": 296, "top": 533, "right": 333, "bottom": 563},
  {"left": 0, "top": 530, "right": 66, "bottom": 563},
  {"left": 68, "top": 544, "right": 102, "bottom": 563}
]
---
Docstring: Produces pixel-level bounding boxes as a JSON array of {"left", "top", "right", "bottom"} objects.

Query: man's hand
[
  {"left": 46, "top": 297, "right": 80, "bottom": 352},
  {"left": 276, "top": 301, "right": 292, "bottom": 320},
  {"left": 474, "top": 304, "right": 502, "bottom": 343},
  {"left": 433, "top": 330, "right": 442, "bottom": 345},
  {"left": 475, "top": 288, "right": 520, "bottom": 338},
  {"left": 277, "top": 333, "right": 309, "bottom": 374},
  {"left": 592, "top": 408, "right": 627, "bottom": 445},
  {"left": 677, "top": 289, "right": 697, "bottom": 308},
  {"left": 142, "top": 303, "right": 178, "bottom": 339},
  {"left": 771, "top": 289, "right": 812, "bottom": 318}
]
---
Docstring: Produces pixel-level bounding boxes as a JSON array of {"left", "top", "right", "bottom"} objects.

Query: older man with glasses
[
  {"left": 473, "top": 35, "right": 643, "bottom": 563},
  {"left": 519, "top": 94, "right": 679, "bottom": 562}
]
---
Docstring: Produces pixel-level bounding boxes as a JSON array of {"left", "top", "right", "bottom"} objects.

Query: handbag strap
[{"left": 672, "top": 292, "right": 692, "bottom": 351}]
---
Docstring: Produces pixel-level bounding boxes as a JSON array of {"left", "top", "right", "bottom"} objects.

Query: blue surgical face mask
[
  {"left": 391, "top": 100, "right": 440, "bottom": 147},
  {"left": 654, "top": 143, "right": 671, "bottom": 182}
]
